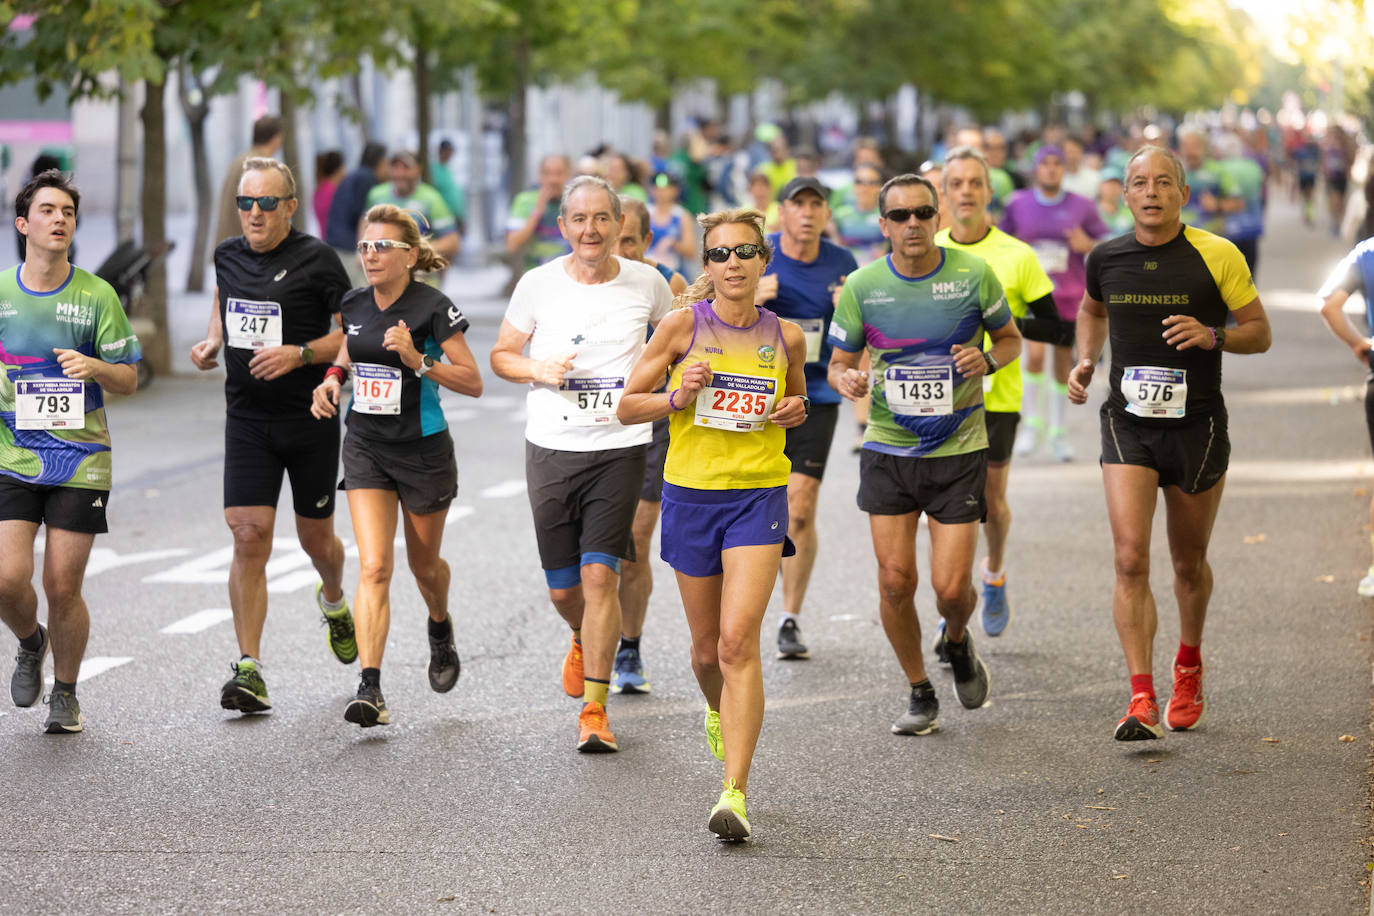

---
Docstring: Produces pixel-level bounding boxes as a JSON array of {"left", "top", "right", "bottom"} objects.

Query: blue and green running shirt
[
  {"left": 0, "top": 265, "right": 141, "bottom": 489},
  {"left": 829, "top": 248, "right": 1011, "bottom": 458}
]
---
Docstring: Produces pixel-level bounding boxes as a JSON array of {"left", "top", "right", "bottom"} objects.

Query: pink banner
[{"left": 0, "top": 121, "right": 73, "bottom": 143}]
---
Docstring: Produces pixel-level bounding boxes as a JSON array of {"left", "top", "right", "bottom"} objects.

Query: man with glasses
[
  {"left": 828, "top": 173, "right": 1021, "bottom": 737},
  {"left": 755, "top": 176, "right": 858, "bottom": 660},
  {"left": 933, "top": 146, "right": 1059, "bottom": 646},
  {"left": 191, "top": 157, "right": 356, "bottom": 715},
  {"left": 490, "top": 176, "right": 672, "bottom": 752}
]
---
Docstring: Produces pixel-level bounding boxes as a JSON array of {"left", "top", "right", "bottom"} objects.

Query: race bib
[
  {"left": 795, "top": 317, "right": 825, "bottom": 364},
  {"left": 885, "top": 365, "right": 954, "bottom": 416},
  {"left": 559, "top": 376, "right": 624, "bottom": 427},
  {"left": 695, "top": 372, "right": 777, "bottom": 432},
  {"left": 15, "top": 379, "right": 83, "bottom": 430},
  {"left": 1031, "top": 240, "right": 1070, "bottom": 274},
  {"left": 352, "top": 363, "right": 402, "bottom": 415},
  {"left": 1122, "top": 366, "right": 1186, "bottom": 419},
  {"left": 225, "top": 298, "right": 283, "bottom": 350}
]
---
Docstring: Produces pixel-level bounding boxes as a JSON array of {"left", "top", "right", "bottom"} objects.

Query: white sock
[
  {"left": 321, "top": 591, "right": 347, "bottom": 612},
  {"left": 780, "top": 612, "right": 800, "bottom": 629}
]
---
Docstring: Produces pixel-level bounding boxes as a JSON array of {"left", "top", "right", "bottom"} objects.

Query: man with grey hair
[
  {"left": 191, "top": 157, "right": 355, "bottom": 715},
  {"left": 491, "top": 175, "right": 673, "bottom": 752}
]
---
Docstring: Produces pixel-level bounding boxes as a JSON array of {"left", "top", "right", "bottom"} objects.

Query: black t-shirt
[
  {"left": 214, "top": 229, "right": 350, "bottom": 418},
  {"left": 342, "top": 281, "right": 469, "bottom": 442},
  {"left": 1085, "top": 225, "right": 1256, "bottom": 426}
]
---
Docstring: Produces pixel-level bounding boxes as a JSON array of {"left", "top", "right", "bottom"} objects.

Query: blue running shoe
[
  {"left": 981, "top": 570, "right": 1013, "bottom": 637},
  {"left": 611, "top": 645, "right": 650, "bottom": 695}
]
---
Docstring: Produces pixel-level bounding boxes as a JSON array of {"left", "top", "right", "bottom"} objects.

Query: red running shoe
[
  {"left": 1114, "top": 692, "right": 1163, "bottom": 741},
  {"left": 1165, "top": 662, "right": 1206, "bottom": 731}
]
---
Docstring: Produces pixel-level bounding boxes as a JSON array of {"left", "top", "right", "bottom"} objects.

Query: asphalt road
[{"left": 1, "top": 194, "right": 1372, "bottom": 914}]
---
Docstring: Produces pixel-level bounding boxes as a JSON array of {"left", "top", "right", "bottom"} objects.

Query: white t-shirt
[{"left": 504, "top": 256, "right": 673, "bottom": 451}]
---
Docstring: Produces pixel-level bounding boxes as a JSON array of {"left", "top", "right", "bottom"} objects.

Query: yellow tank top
[{"left": 664, "top": 300, "right": 792, "bottom": 490}]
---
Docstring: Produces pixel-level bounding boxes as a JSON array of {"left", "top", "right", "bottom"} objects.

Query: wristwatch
[
  {"left": 796, "top": 394, "right": 811, "bottom": 417},
  {"left": 983, "top": 351, "right": 999, "bottom": 374},
  {"left": 299, "top": 345, "right": 314, "bottom": 366},
  {"left": 1212, "top": 326, "right": 1227, "bottom": 350},
  {"left": 416, "top": 354, "right": 436, "bottom": 377}
]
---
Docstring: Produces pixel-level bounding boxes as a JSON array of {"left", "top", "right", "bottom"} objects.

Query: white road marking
[
  {"left": 161, "top": 608, "right": 234, "bottom": 634},
  {"left": 479, "top": 480, "right": 526, "bottom": 499},
  {"left": 45, "top": 656, "right": 133, "bottom": 685},
  {"left": 86, "top": 547, "right": 192, "bottom": 576},
  {"left": 828, "top": 614, "right": 863, "bottom": 622},
  {"left": 144, "top": 539, "right": 320, "bottom": 593}
]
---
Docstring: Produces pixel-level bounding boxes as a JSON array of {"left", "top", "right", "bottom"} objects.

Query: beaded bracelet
[{"left": 667, "top": 387, "right": 684, "bottom": 412}]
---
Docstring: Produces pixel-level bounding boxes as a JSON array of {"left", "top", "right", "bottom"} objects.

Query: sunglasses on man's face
[
  {"left": 883, "top": 205, "right": 938, "bottom": 223},
  {"left": 356, "top": 239, "right": 413, "bottom": 255},
  {"left": 236, "top": 195, "right": 291, "bottom": 212},
  {"left": 704, "top": 243, "right": 764, "bottom": 263}
]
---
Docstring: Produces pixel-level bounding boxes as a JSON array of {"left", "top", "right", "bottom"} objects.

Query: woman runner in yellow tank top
[{"left": 619, "top": 209, "right": 809, "bottom": 842}]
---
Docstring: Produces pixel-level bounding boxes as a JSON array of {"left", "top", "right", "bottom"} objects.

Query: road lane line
[
  {"left": 161, "top": 609, "right": 234, "bottom": 634},
  {"left": 45, "top": 656, "right": 133, "bottom": 685},
  {"left": 479, "top": 480, "right": 526, "bottom": 499}
]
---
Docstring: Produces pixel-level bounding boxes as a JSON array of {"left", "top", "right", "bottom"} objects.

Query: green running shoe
[
  {"left": 708, "top": 778, "right": 750, "bottom": 841},
  {"left": 704, "top": 706, "right": 724, "bottom": 761},
  {"left": 318, "top": 583, "right": 357, "bottom": 665},
  {"left": 220, "top": 659, "right": 271, "bottom": 713}
]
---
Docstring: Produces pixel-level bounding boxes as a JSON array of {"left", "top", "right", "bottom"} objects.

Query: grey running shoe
[
  {"left": 11, "top": 623, "right": 49, "bottom": 707},
  {"left": 220, "top": 660, "right": 271, "bottom": 713},
  {"left": 43, "top": 690, "right": 83, "bottom": 734},
  {"left": 777, "top": 619, "right": 810, "bottom": 660},
  {"left": 345, "top": 682, "right": 390, "bottom": 727},
  {"left": 891, "top": 683, "right": 939, "bottom": 736},
  {"left": 945, "top": 630, "right": 991, "bottom": 709},
  {"left": 428, "top": 617, "right": 460, "bottom": 693}
]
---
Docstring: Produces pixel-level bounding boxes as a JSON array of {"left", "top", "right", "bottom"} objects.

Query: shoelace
[
  {"left": 322, "top": 613, "right": 352, "bottom": 639},
  {"left": 614, "top": 649, "right": 638, "bottom": 673},
  {"left": 582, "top": 704, "right": 608, "bottom": 731}
]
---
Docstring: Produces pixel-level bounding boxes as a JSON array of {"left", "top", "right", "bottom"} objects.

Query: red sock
[
  {"left": 1130, "top": 674, "right": 1154, "bottom": 698},
  {"left": 1176, "top": 642, "right": 1201, "bottom": 668}
]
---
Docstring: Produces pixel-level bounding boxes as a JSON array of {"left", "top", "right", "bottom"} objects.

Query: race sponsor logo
[
  {"left": 863, "top": 289, "right": 895, "bottom": 304},
  {"left": 447, "top": 306, "right": 463, "bottom": 326},
  {"left": 831, "top": 324, "right": 847, "bottom": 343},
  {"left": 54, "top": 301, "right": 94, "bottom": 326},
  {"left": 931, "top": 280, "right": 971, "bottom": 300},
  {"left": 347, "top": 323, "right": 362, "bottom": 335},
  {"left": 273, "top": 269, "right": 288, "bottom": 282},
  {"left": 757, "top": 345, "right": 775, "bottom": 364},
  {"left": 0, "top": 300, "right": 15, "bottom": 317},
  {"left": 981, "top": 294, "right": 1008, "bottom": 319},
  {"left": 100, "top": 335, "right": 139, "bottom": 353}
]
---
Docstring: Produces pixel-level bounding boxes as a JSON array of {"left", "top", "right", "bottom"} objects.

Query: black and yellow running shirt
[{"left": 1085, "top": 225, "right": 1255, "bottom": 427}]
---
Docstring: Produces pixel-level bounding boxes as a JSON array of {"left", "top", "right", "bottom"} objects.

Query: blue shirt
[
  {"left": 762, "top": 234, "right": 859, "bottom": 404},
  {"left": 325, "top": 166, "right": 379, "bottom": 250},
  {"left": 1320, "top": 237, "right": 1374, "bottom": 332}
]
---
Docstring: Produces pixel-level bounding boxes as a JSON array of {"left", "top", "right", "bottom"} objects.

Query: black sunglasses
[
  {"left": 705, "top": 243, "right": 764, "bottom": 263},
  {"left": 883, "top": 205, "right": 938, "bottom": 223},
  {"left": 235, "top": 195, "right": 292, "bottom": 212}
]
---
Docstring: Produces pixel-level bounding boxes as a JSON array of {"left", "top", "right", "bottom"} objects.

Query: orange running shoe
[
  {"left": 577, "top": 701, "right": 618, "bottom": 752},
  {"left": 1165, "top": 662, "right": 1206, "bottom": 731},
  {"left": 561, "top": 634, "right": 584, "bottom": 698},
  {"left": 1113, "top": 692, "right": 1163, "bottom": 741}
]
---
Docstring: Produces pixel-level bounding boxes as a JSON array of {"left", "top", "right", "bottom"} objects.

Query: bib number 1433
[{"left": 885, "top": 365, "right": 953, "bottom": 416}]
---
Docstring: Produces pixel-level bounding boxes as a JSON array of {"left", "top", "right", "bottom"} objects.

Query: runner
[
  {"left": 830, "top": 163, "right": 887, "bottom": 451},
  {"left": 1001, "top": 144, "right": 1111, "bottom": 461},
  {"left": 1, "top": 169, "right": 141, "bottom": 734},
  {"left": 934, "top": 147, "right": 1058, "bottom": 643},
  {"left": 189, "top": 157, "right": 355, "bottom": 715},
  {"left": 506, "top": 154, "right": 573, "bottom": 274},
  {"left": 611, "top": 196, "right": 686, "bottom": 694},
  {"left": 490, "top": 176, "right": 672, "bottom": 751},
  {"left": 311, "top": 205, "right": 483, "bottom": 727},
  {"left": 828, "top": 173, "right": 1021, "bottom": 737},
  {"left": 1067, "top": 145, "right": 1271, "bottom": 741},
  {"left": 1317, "top": 236, "right": 1374, "bottom": 596},
  {"left": 364, "top": 151, "right": 461, "bottom": 272},
  {"left": 756, "top": 176, "right": 858, "bottom": 659},
  {"left": 618, "top": 207, "right": 809, "bottom": 840}
]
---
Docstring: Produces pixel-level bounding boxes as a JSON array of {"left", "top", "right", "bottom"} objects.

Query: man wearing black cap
[
  {"left": 364, "top": 150, "right": 461, "bottom": 264},
  {"left": 756, "top": 176, "right": 858, "bottom": 660}
]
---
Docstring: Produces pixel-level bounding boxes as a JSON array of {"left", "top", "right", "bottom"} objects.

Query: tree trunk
[
  {"left": 115, "top": 77, "right": 140, "bottom": 245},
  {"left": 280, "top": 91, "right": 305, "bottom": 232},
  {"left": 178, "top": 64, "right": 212, "bottom": 292},
  {"left": 501, "top": 36, "right": 532, "bottom": 297},
  {"left": 655, "top": 98, "right": 671, "bottom": 134},
  {"left": 414, "top": 23, "right": 432, "bottom": 183},
  {"left": 140, "top": 76, "right": 172, "bottom": 377}
]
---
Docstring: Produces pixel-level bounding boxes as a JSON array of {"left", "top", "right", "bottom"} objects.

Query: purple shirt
[{"left": 1000, "top": 189, "right": 1111, "bottom": 320}]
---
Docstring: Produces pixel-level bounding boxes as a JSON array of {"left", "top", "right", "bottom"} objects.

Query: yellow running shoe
[
  {"left": 708, "top": 778, "right": 750, "bottom": 841},
  {"left": 704, "top": 706, "right": 724, "bottom": 761}
]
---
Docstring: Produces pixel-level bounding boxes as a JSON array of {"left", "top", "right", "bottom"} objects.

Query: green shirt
[
  {"left": 0, "top": 265, "right": 141, "bottom": 490},
  {"left": 365, "top": 181, "right": 457, "bottom": 238},
  {"left": 829, "top": 249, "right": 1011, "bottom": 458}
]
